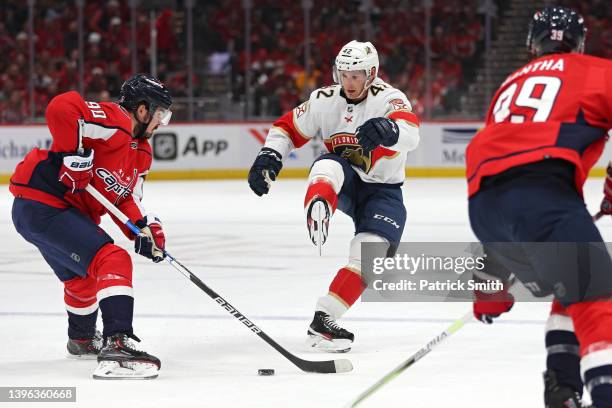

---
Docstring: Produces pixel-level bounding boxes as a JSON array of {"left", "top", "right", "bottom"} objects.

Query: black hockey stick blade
[{"left": 169, "top": 254, "right": 353, "bottom": 374}]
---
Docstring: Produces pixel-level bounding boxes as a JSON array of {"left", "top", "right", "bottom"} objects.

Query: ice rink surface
[{"left": 1, "top": 178, "right": 610, "bottom": 408}]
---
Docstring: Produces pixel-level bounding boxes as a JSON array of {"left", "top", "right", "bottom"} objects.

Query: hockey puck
[{"left": 258, "top": 369, "right": 275, "bottom": 376}]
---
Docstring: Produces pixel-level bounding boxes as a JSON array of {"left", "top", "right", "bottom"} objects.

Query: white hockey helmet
[{"left": 333, "top": 40, "right": 379, "bottom": 87}]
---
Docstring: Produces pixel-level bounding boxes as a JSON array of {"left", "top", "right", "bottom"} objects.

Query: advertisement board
[{"left": 0, "top": 123, "right": 608, "bottom": 181}]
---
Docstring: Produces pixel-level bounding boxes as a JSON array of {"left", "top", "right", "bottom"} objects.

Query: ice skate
[
  {"left": 543, "top": 370, "right": 586, "bottom": 408},
  {"left": 93, "top": 333, "right": 160, "bottom": 380},
  {"left": 67, "top": 330, "right": 102, "bottom": 360},
  {"left": 306, "top": 311, "right": 354, "bottom": 353}
]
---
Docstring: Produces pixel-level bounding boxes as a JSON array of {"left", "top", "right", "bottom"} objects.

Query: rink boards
[{"left": 0, "top": 122, "right": 609, "bottom": 182}]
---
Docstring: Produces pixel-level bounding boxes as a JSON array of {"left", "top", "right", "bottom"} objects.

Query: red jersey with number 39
[{"left": 466, "top": 53, "right": 612, "bottom": 197}]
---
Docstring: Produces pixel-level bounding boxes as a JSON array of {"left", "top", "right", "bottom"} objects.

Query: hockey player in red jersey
[
  {"left": 466, "top": 6, "right": 612, "bottom": 407},
  {"left": 10, "top": 74, "right": 172, "bottom": 379},
  {"left": 248, "top": 41, "right": 420, "bottom": 352}
]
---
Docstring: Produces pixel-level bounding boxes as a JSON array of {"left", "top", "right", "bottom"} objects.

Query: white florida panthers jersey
[{"left": 263, "top": 77, "right": 420, "bottom": 184}]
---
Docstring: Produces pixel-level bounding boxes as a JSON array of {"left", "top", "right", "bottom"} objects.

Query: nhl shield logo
[{"left": 152, "top": 132, "right": 178, "bottom": 161}]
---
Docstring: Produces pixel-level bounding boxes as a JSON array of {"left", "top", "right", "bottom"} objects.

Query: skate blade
[
  {"left": 314, "top": 201, "right": 323, "bottom": 255},
  {"left": 92, "top": 361, "right": 159, "bottom": 380},
  {"left": 67, "top": 353, "right": 98, "bottom": 360},
  {"left": 309, "top": 201, "right": 328, "bottom": 250},
  {"left": 305, "top": 333, "right": 352, "bottom": 353}
]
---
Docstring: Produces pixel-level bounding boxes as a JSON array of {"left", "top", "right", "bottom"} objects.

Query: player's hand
[
  {"left": 248, "top": 147, "right": 283, "bottom": 196},
  {"left": 601, "top": 161, "right": 612, "bottom": 216},
  {"left": 58, "top": 149, "right": 94, "bottom": 193},
  {"left": 473, "top": 276, "right": 514, "bottom": 324},
  {"left": 356, "top": 117, "right": 399, "bottom": 155},
  {"left": 135, "top": 215, "right": 166, "bottom": 263}
]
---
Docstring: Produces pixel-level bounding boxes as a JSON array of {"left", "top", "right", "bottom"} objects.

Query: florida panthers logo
[{"left": 324, "top": 132, "right": 397, "bottom": 174}]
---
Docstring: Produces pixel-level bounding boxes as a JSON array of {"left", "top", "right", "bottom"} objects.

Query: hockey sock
[
  {"left": 546, "top": 301, "right": 583, "bottom": 393},
  {"left": 304, "top": 178, "right": 338, "bottom": 213},
  {"left": 584, "top": 358, "right": 612, "bottom": 408},
  {"left": 568, "top": 301, "right": 612, "bottom": 408},
  {"left": 67, "top": 310, "right": 98, "bottom": 339},
  {"left": 316, "top": 267, "right": 365, "bottom": 319},
  {"left": 64, "top": 271, "right": 98, "bottom": 339},
  {"left": 99, "top": 296, "right": 134, "bottom": 338},
  {"left": 89, "top": 244, "right": 135, "bottom": 338}
]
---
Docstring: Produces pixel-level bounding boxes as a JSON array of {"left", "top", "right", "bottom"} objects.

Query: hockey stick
[
  {"left": 593, "top": 211, "right": 604, "bottom": 221},
  {"left": 85, "top": 184, "right": 352, "bottom": 374},
  {"left": 347, "top": 311, "right": 473, "bottom": 407}
]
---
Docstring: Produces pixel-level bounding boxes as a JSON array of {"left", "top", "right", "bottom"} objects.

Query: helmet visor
[
  {"left": 153, "top": 108, "right": 172, "bottom": 126},
  {"left": 333, "top": 66, "right": 367, "bottom": 84}
]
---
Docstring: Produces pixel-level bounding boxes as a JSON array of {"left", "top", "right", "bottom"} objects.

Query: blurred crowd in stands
[
  {"left": 0, "top": 0, "right": 610, "bottom": 123},
  {"left": 0, "top": 0, "right": 186, "bottom": 123},
  {"left": 204, "top": 0, "right": 495, "bottom": 118}
]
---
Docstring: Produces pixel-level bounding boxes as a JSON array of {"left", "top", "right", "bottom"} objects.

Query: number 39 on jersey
[{"left": 490, "top": 58, "right": 565, "bottom": 124}]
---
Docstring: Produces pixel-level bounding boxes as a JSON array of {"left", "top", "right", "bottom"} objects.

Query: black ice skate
[
  {"left": 543, "top": 369, "right": 587, "bottom": 408},
  {"left": 306, "top": 197, "right": 331, "bottom": 255},
  {"left": 306, "top": 311, "right": 354, "bottom": 353},
  {"left": 93, "top": 333, "right": 160, "bottom": 380},
  {"left": 67, "top": 330, "right": 102, "bottom": 360}
]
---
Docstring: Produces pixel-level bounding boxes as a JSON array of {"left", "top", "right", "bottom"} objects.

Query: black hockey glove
[
  {"left": 356, "top": 117, "right": 400, "bottom": 155},
  {"left": 248, "top": 147, "right": 283, "bottom": 196}
]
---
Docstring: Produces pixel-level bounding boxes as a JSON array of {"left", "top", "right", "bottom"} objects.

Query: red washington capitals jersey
[
  {"left": 10, "top": 91, "right": 151, "bottom": 237},
  {"left": 466, "top": 53, "right": 612, "bottom": 196}
]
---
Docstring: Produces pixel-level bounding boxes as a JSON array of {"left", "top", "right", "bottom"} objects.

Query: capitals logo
[
  {"left": 325, "top": 132, "right": 398, "bottom": 174},
  {"left": 95, "top": 167, "right": 138, "bottom": 204}
]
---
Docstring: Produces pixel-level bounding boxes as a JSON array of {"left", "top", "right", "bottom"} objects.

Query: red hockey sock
[
  {"left": 88, "top": 244, "right": 134, "bottom": 337},
  {"left": 304, "top": 179, "right": 338, "bottom": 213},
  {"left": 567, "top": 301, "right": 612, "bottom": 356},
  {"left": 88, "top": 243, "right": 133, "bottom": 298},
  {"left": 568, "top": 301, "right": 612, "bottom": 407},
  {"left": 328, "top": 267, "right": 365, "bottom": 307},
  {"left": 64, "top": 273, "right": 98, "bottom": 313}
]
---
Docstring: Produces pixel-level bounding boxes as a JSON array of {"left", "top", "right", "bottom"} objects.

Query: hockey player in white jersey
[{"left": 248, "top": 41, "right": 420, "bottom": 352}]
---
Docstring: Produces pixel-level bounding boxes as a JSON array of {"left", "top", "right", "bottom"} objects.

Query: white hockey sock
[{"left": 315, "top": 294, "right": 348, "bottom": 320}]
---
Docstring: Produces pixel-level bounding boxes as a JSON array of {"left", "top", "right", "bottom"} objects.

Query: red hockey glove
[
  {"left": 473, "top": 275, "right": 514, "bottom": 324},
  {"left": 135, "top": 215, "right": 166, "bottom": 263},
  {"left": 601, "top": 162, "right": 612, "bottom": 216},
  {"left": 58, "top": 149, "right": 94, "bottom": 193}
]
